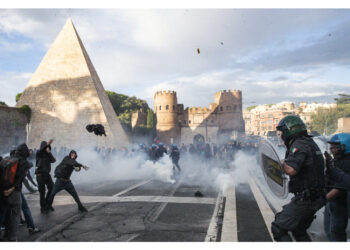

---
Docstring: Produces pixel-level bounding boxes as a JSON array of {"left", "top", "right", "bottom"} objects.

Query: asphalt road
[{"left": 11, "top": 168, "right": 346, "bottom": 242}]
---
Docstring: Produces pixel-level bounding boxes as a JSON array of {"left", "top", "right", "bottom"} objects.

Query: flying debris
[
  {"left": 197, "top": 48, "right": 200, "bottom": 54},
  {"left": 194, "top": 191, "right": 204, "bottom": 197},
  {"left": 220, "top": 42, "right": 224, "bottom": 45},
  {"left": 86, "top": 124, "right": 106, "bottom": 136}
]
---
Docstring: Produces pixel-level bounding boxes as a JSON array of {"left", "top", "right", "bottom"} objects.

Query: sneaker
[
  {"left": 78, "top": 206, "right": 88, "bottom": 212},
  {"left": 28, "top": 227, "right": 41, "bottom": 234},
  {"left": 49, "top": 206, "right": 55, "bottom": 211}
]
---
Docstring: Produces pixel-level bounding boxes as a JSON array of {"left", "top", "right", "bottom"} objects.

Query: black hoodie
[
  {"left": 4, "top": 143, "right": 32, "bottom": 191},
  {"left": 35, "top": 141, "right": 56, "bottom": 175},
  {"left": 54, "top": 150, "right": 83, "bottom": 180}
]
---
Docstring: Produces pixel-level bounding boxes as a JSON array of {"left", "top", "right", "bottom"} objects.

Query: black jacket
[
  {"left": 285, "top": 136, "right": 325, "bottom": 194},
  {"left": 0, "top": 144, "right": 32, "bottom": 191},
  {"left": 35, "top": 141, "right": 56, "bottom": 175},
  {"left": 170, "top": 148, "right": 180, "bottom": 163},
  {"left": 54, "top": 155, "right": 82, "bottom": 180}
]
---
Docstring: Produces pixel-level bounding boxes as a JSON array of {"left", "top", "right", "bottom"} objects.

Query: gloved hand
[
  {"left": 82, "top": 165, "right": 89, "bottom": 171},
  {"left": 3, "top": 187, "right": 15, "bottom": 197},
  {"left": 74, "top": 166, "right": 81, "bottom": 172},
  {"left": 324, "top": 151, "right": 334, "bottom": 172}
]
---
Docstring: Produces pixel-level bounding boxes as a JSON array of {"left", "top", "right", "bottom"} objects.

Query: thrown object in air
[
  {"left": 86, "top": 124, "right": 106, "bottom": 136},
  {"left": 194, "top": 191, "right": 204, "bottom": 197},
  {"left": 197, "top": 48, "right": 200, "bottom": 54},
  {"left": 258, "top": 139, "right": 288, "bottom": 199}
]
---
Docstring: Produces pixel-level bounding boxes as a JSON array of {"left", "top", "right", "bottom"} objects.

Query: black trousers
[
  {"left": 271, "top": 195, "right": 326, "bottom": 241},
  {"left": 2, "top": 191, "right": 22, "bottom": 241},
  {"left": 36, "top": 173, "right": 53, "bottom": 210},
  {"left": 46, "top": 178, "right": 83, "bottom": 209}
]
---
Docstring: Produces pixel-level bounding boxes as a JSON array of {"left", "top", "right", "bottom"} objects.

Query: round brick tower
[{"left": 154, "top": 91, "right": 180, "bottom": 144}]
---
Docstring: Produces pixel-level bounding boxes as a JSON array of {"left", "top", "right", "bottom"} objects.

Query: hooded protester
[
  {"left": 45, "top": 150, "right": 89, "bottom": 213},
  {"left": 35, "top": 140, "right": 56, "bottom": 213},
  {"left": 0, "top": 144, "right": 32, "bottom": 241}
]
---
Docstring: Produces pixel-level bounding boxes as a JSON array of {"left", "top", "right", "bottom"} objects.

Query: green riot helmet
[{"left": 276, "top": 115, "right": 307, "bottom": 142}]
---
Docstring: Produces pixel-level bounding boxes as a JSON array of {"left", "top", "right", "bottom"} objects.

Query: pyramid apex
[{"left": 63, "top": 17, "right": 76, "bottom": 29}]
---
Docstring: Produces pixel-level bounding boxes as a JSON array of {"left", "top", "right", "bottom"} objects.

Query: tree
[
  {"left": 16, "top": 92, "right": 22, "bottom": 103},
  {"left": 335, "top": 93, "right": 350, "bottom": 105},
  {"left": 246, "top": 105, "right": 256, "bottom": 111},
  {"left": 106, "top": 90, "right": 150, "bottom": 129},
  {"left": 146, "top": 109, "right": 154, "bottom": 128},
  {"left": 0, "top": 101, "right": 8, "bottom": 106},
  {"left": 310, "top": 104, "right": 350, "bottom": 135}
]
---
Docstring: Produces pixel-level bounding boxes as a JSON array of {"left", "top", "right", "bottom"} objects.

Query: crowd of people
[
  {"left": 1, "top": 114, "right": 350, "bottom": 242},
  {"left": 0, "top": 139, "right": 89, "bottom": 241}
]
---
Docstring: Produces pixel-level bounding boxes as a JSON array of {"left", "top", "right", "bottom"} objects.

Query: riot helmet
[
  {"left": 276, "top": 115, "right": 307, "bottom": 143},
  {"left": 327, "top": 133, "right": 350, "bottom": 156}
]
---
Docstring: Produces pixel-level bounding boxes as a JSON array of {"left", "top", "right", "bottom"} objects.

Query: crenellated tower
[{"left": 154, "top": 91, "right": 180, "bottom": 144}]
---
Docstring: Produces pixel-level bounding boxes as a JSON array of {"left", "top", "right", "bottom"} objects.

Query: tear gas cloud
[{"left": 65, "top": 145, "right": 262, "bottom": 197}]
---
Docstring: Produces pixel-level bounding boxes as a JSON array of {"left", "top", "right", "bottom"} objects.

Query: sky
[{"left": 1, "top": 7, "right": 350, "bottom": 109}]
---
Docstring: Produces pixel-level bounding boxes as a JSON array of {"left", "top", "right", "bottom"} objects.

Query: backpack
[{"left": 0, "top": 156, "right": 19, "bottom": 188}]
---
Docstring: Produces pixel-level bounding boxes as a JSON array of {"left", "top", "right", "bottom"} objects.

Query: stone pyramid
[{"left": 17, "top": 18, "right": 130, "bottom": 149}]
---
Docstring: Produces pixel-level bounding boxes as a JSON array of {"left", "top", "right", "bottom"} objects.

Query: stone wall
[
  {"left": 0, "top": 107, "right": 27, "bottom": 155},
  {"left": 131, "top": 110, "right": 147, "bottom": 129},
  {"left": 180, "top": 126, "right": 219, "bottom": 145}
]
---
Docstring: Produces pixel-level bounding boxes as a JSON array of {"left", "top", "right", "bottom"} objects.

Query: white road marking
[
  {"left": 34, "top": 179, "right": 152, "bottom": 242},
  {"left": 147, "top": 176, "right": 184, "bottom": 222},
  {"left": 205, "top": 192, "right": 223, "bottom": 242},
  {"left": 126, "top": 233, "right": 140, "bottom": 242},
  {"left": 249, "top": 178, "right": 275, "bottom": 239},
  {"left": 221, "top": 186, "right": 238, "bottom": 242},
  {"left": 26, "top": 195, "right": 216, "bottom": 206},
  {"left": 252, "top": 176, "right": 284, "bottom": 212}
]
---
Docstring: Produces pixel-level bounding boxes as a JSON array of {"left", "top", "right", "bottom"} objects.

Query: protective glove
[
  {"left": 82, "top": 165, "right": 89, "bottom": 171},
  {"left": 74, "top": 166, "right": 81, "bottom": 172},
  {"left": 3, "top": 187, "right": 15, "bottom": 197}
]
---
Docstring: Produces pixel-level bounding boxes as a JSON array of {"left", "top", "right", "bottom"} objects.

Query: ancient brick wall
[{"left": 0, "top": 107, "right": 27, "bottom": 155}]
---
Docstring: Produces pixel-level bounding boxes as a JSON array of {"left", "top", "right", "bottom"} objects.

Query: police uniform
[
  {"left": 324, "top": 154, "right": 350, "bottom": 241},
  {"left": 271, "top": 135, "right": 326, "bottom": 241}
]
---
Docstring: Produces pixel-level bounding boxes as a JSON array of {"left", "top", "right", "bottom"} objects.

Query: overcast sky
[{"left": 1, "top": 8, "right": 350, "bottom": 109}]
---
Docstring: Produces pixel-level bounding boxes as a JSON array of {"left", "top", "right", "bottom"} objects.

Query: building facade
[
  {"left": 154, "top": 90, "right": 244, "bottom": 145},
  {"left": 244, "top": 101, "right": 336, "bottom": 136}
]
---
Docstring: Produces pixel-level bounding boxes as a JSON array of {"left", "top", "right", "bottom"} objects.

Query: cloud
[
  {"left": 0, "top": 72, "right": 32, "bottom": 106},
  {"left": 1, "top": 9, "right": 350, "bottom": 108}
]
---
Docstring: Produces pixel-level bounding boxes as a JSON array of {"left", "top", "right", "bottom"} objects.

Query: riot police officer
[
  {"left": 271, "top": 115, "right": 326, "bottom": 242},
  {"left": 323, "top": 133, "right": 350, "bottom": 241},
  {"left": 170, "top": 144, "right": 181, "bottom": 172}
]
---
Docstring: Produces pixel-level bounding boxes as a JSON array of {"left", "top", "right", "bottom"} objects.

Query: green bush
[{"left": 17, "top": 105, "right": 31, "bottom": 122}]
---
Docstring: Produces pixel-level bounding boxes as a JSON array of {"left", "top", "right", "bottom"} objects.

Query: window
[
  {"left": 268, "top": 120, "right": 272, "bottom": 124},
  {"left": 184, "top": 121, "right": 186, "bottom": 124},
  {"left": 234, "top": 105, "right": 237, "bottom": 111},
  {"left": 226, "top": 106, "right": 231, "bottom": 110},
  {"left": 268, "top": 126, "right": 272, "bottom": 130},
  {"left": 173, "top": 105, "right": 175, "bottom": 110},
  {"left": 159, "top": 105, "right": 161, "bottom": 111},
  {"left": 211, "top": 119, "right": 214, "bottom": 123},
  {"left": 261, "top": 121, "right": 265, "bottom": 125},
  {"left": 268, "top": 114, "right": 273, "bottom": 118},
  {"left": 166, "top": 105, "right": 169, "bottom": 110},
  {"left": 220, "top": 106, "right": 223, "bottom": 111}
]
